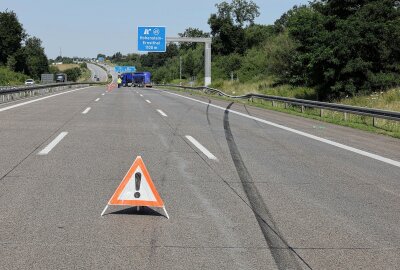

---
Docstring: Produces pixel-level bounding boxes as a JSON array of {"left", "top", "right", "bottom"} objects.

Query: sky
[{"left": 0, "top": 0, "right": 309, "bottom": 59}]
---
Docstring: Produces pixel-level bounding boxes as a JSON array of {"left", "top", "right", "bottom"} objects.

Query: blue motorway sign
[
  {"left": 114, "top": 66, "right": 136, "bottom": 73},
  {"left": 137, "top": 26, "right": 166, "bottom": 52}
]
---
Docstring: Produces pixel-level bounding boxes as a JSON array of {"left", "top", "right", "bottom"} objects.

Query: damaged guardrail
[{"left": 156, "top": 84, "right": 400, "bottom": 124}]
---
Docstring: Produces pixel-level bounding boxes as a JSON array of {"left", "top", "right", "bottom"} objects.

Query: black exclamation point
[{"left": 134, "top": 172, "right": 141, "bottom": 198}]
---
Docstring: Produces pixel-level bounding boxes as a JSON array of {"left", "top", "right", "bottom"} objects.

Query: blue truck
[{"left": 121, "top": 72, "right": 152, "bottom": 87}]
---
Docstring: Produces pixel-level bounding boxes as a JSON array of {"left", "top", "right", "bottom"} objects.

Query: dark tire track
[{"left": 223, "top": 102, "right": 311, "bottom": 270}]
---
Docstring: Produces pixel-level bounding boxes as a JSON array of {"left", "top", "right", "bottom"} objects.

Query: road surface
[
  {"left": 0, "top": 85, "right": 399, "bottom": 269},
  {"left": 87, "top": 63, "right": 108, "bottom": 82}
]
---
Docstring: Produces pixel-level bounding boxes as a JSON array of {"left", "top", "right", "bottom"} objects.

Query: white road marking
[
  {"left": 95, "top": 98, "right": 100, "bottom": 102},
  {"left": 157, "top": 109, "right": 167, "bottom": 117},
  {"left": 82, "top": 107, "right": 91, "bottom": 114},
  {"left": 146, "top": 100, "right": 151, "bottom": 104},
  {"left": 102, "top": 93, "right": 105, "bottom": 96},
  {"left": 185, "top": 135, "right": 218, "bottom": 160},
  {"left": 38, "top": 132, "right": 68, "bottom": 155},
  {"left": 161, "top": 90, "right": 400, "bottom": 168},
  {"left": 0, "top": 86, "right": 92, "bottom": 113},
  {"left": 140, "top": 94, "right": 143, "bottom": 97}
]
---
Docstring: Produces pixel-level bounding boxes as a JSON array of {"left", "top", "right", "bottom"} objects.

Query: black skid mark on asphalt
[
  {"left": 206, "top": 99, "right": 212, "bottom": 125},
  {"left": 243, "top": 104, "right": 264, "bottom": 129},
  {"left": 223, "top": 102, "right": 311, "bottom": 270}
]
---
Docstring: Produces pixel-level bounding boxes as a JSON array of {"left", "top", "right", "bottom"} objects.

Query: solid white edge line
[
  {"left": 95, "top": 98, "right": 100, "bottom": 102},
  {"left": 146, "top": 100, "right": 151, "bottom": 104},
  {"left": 0, "top": 86, "right": 92, "bottom": 113},
  {"left": 82, "top": 107, "right": 91, "bottom": 114},
  {"left": 159, "top": 89, "right": 400, "bottom": 168},
  {"left": 38, "top": 132, "right": 68, "bottom": 155},
  {"left": 157, "top": 109, "right": 167, "bottom": 117},
  {"left": 185, "top": 135, "right": 218, "bottom": 161}
]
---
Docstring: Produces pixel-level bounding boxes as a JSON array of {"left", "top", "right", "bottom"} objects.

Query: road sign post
[
  {"left": 166, "top": 37, "right": 212, "bottom": 86},
  {"left": 138, "top": 26, "right": 166, "bottom": 52}
]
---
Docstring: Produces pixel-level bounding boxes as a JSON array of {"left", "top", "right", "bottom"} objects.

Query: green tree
[
  {"left": 23, "top": 37, "right": 49, "bottom": 79},
  {"left": 178, "top": 27, "right": 210, "bottom": 50},
  {"left": 284, "top": 0, "right": 400, "bottom": 99},
  {"left": 208, "top": 0, "right": 260, "bottom": 55},
  {"left": 111, "top": 52, "right": 123, "bottom": 61},
  {"left": 231, "top": 0, "right": 260, "bottom": 27},
  {"left": 0, "top": 10, "right": 26, "bottom": 65},
  {"left": 244, "top": 24, "right": 275, "bottom": 48}
]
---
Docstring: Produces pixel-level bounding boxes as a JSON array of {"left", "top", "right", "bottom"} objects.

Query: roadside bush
[
  {"left": 238, "top": 47, "right": 267, "bottom": 82},
  {"left": 64, "top": 67, "right": 81, "bottom": 82},
  {"left": 0, "top": 66, "right": 28, "bottom": 85}
]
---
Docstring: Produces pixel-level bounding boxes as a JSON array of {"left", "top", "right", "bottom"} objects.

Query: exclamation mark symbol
[{"left": 134, "top": 172, "right": 141, "bottom": 198}]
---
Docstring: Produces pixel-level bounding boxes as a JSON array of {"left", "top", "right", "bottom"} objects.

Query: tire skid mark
[
  {"left": 206, "top": 99, "right": 212, "bottom": 125},
  {"left": 223, "top": 102, "right": 311, "bottom": 270}
]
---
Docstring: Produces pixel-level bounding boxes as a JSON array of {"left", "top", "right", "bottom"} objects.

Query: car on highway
[
  {"left": 24, "top": 79, "right": 35, "bottom": 85},
  {"left": 55, "top": 73, "right": 67, "bottom": 83}
]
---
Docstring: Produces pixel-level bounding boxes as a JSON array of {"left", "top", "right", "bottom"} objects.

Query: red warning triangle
[{"left": 107, "top": 156, "right": 164, "bottom": 207}]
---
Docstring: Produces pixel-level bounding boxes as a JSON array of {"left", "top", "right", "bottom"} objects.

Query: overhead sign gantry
[{"left": 137, "top": 26, "right": 212, "bottom": 86}]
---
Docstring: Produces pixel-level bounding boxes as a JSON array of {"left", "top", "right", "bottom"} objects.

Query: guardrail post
[
  {"left": 272, "top": 100, "right": 275, "bottom": 107},
  {"left": 344, "top": 112, "right": 348, "bottom": 121},
  {"left": 301, "top": 105, "right": 305, "bottom": 113},
  {"left": 373, "top": 117, "right": 376, "bottom": 127},
  {"left": 320, "top": 108, "right": 324, "bottom": 117},
  {"left": 285, "top": 103, "right": 288, "bottom": 109}
]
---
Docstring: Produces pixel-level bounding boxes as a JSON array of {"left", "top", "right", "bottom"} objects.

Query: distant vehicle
[
  {"left": 55, "top": 73, "right": 67, "bottom": 83},
  {"left": 96, "top": 77, "right": 100, "bottom": 82},
  {"left": 121, "top": 72, "right": 152, "bottom": 87},
  {"left": 24, "top": 79, "right": 35, "bottom": 85},
  {"left": 133, "top": 72, "right": 152, "bottom": 87}
]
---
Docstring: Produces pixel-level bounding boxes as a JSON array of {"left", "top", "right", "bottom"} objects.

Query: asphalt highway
[
  {"left": 87, "top": 63, "right": 108, "bottom": 82},
  {"left": 0, "top": 85, "right": 399, "bottom": 269}
]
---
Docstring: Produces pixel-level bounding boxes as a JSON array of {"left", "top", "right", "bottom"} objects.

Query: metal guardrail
[
  {"left": 0, "top": 82, "right": 101, "bottom": 94},
  {"left": 156, "top": 84, "right": 400, "bottom": 122},
  {"left": 0, "top": 82, "right": 102, "bottom": 104}
]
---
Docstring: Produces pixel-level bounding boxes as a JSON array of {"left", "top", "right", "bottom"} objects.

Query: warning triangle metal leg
[
  {"left": 163, "top": 206, "right": 170, "bottom": 219},
  {"left": 101, "top": 205, "right": 109, "bottom": 217}
]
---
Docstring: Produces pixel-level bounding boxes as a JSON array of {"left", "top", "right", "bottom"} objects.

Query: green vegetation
[
  {"left": 49, "top": 64, "right": 90, "bottom": 82},
  {"left": 78, "top": 63, "right": 91, "bottom": 82},
  {"left": 0, "top": 10, "right": 49, "bottom": 82},
  {"left": 0, "top": 66, "right": 28, "bottom": 85}
]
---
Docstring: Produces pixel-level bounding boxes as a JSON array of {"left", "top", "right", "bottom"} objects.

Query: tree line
[
  {"left": 107, "top": 0, "right": 400, "bottom": 101},
  {"left": 0, "top": 10, "right": 49, "bottom": 80}
]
